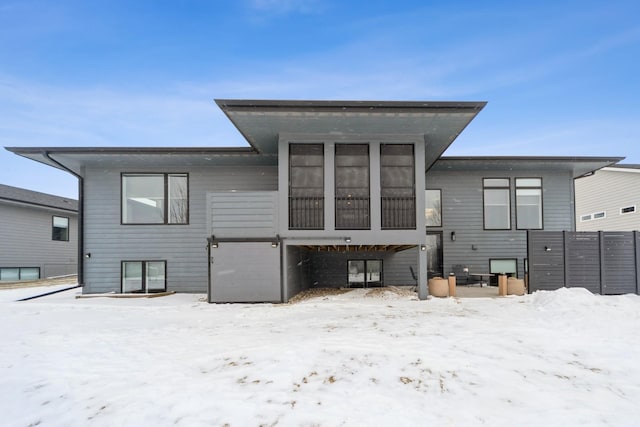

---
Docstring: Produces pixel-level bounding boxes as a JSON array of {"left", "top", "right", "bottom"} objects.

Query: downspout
[{"left": 43, "top": 151, "right": 84, "bottom": 286}]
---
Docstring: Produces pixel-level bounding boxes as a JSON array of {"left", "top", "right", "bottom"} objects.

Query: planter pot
[
  {"left": 507, "top": 278, "right": 526, "bottom": 296},
  {"left": 428, "top": 277, "right": 449, "bottom": 297}
]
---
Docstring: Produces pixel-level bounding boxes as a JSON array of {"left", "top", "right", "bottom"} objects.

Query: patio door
[{"left": 348, "top": 260, "right": 383, "bottom": 287}]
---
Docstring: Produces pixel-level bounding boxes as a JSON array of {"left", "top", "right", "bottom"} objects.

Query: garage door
[{"left": 209, "top": 242, "right": 281, "bottom": 303}]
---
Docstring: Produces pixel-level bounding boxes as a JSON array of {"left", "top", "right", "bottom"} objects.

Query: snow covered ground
[{"left": 1, "top": 285, "right": 639, "bottom": 427}]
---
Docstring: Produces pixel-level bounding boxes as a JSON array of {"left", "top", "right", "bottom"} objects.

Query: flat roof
[
  {"left": 432, "top": 156, "right": 625, "bottom": 178},
  {"left": 216, "top": 99, "right": 487, "bottom": 169}
]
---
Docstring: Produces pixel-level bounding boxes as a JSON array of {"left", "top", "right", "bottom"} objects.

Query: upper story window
[
  {"left": 335, "top": 144, "right": 370, "bottom": 229},
  {"left": 425, "top": 189, "right": 442, "bottom": 227},
  {"left": 380, "top": 144, "right": 415, "bottom": 229},
  {"left": 289, "top": 144, "right": 324, "bottom": 230},
  {"left": 516, "top": 178, "right": 543, "bottom": 229},
  {"left": 483, "top": 178, "right": 511, "bottom": 230},
  {"left": 620, "top": 205, "right": 636, "bottom": 214},
  {"left": 52, "top": 216, "right": 69, "bottom": 241},
  {"left": 122, "top": 173, "right": 188, "bottom": 224}
]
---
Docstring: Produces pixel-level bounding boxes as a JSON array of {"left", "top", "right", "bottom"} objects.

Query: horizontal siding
[
  {"left": 83, "top": 165, "right": 277, "bottom": 293},
  {"left": 576, "top": 170, "right": 640, "bottom": 231},
  {"left": 209, "top": 191, "right": 278, "bottom": 237},
  {"left": 0, "top": 202, "right": 77, "bottom": 278},
  {"left": 426, "top": 169, "right": 574, "bottom": 280}
]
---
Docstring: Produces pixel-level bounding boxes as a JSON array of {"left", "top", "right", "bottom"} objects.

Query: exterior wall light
[
  {"left": 544, "top": 246, "right": 551, "bottom": 252},
  {"left": 450, "top": 231, "right": 456, "bottom": 241},
  {"left": 212, "top": 242, "right": 219, "bottom": 248},
  {"left": 85, "top": 253, "right": 91, "bottom": 258},
  {"left": 420, "top": 245, "right": 426, "bottom": 251},
  {"left": 271, "top": 242, "right": 279, "bottom": 248},
  {"left": 345, "top": 237, "right": 351, "bottom": 244}
]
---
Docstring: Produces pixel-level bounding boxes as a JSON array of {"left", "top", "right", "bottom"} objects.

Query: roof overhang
[
  {"left": 431, "top": 156, "right": 625, "bottom": 178},
  {"left": 4, "top": 147, "right": 276, "bottom": 176},
  {"left": 216, "top": 99, "right": 487, "bottom": 169}
]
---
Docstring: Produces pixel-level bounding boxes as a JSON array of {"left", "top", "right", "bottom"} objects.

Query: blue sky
[{"left": 1, "top": 0, "right": 639, "bottom": 199}]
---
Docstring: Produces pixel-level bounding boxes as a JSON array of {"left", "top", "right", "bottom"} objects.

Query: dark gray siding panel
[
  {"left": 285, "top": 246, "right": 311, "bottom": 301},
  {"left": 210, "top": 242, "right": 281, "bottom": 303},
  {"left": 209, "top": 191, "right": 277, "bottom": 238},
  {"left": 426, "top": 169, "right": 574, "bottom": 280},
  {"left": 601, "top": 232, "right": 636, "bottom": 294},
  {"left": 528, "top": 231, "right": 565, "bottom": 292},
  {"left": 83, "top": 166, "right": 277, "bottom": 293},
  {"left": 565, "top": 232, "right": 601, "bottom": 293},
  {"left": 0, "top": 202, "right": 77, "bottom": 279}
]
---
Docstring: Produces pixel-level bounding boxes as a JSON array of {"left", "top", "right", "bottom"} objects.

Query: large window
[
  {"left": 122, "top": 174, "right": 188, "bottom": 224},
  {"left": 289, "top": 144, "right": 324, "bottom": 229},
  {"left": 483, "top": 178, "right": 511, "bottom": 230},
  {"left": 381, "top": 144, "right": 415, "bottom": 229},
  {"left": 121, "top": 261, "right": 166, "bottom": 293},
  {"left": 425, "top": 189, "right": 442, "bottom": 227},
  {"left": 516, "top": 178, "right": 543, "bottom": 229},
  {"left": 0, "top": 267, "right": 40, "bottom": 281},
  {"left": 335, "top": 144, "right": 370, "bottom": 229},
  {"left": 52, "top": 216, "right": 69, "bottom": 241}
]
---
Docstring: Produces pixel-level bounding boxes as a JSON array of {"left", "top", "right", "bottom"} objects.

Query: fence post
[
  {"left": 599, "top": 231, "right": 605, "bottom": 295},
  {"left": 633, "top": 230, "right": 640, "bottom": 294}
]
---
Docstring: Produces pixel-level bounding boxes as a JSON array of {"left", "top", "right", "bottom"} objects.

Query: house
[
  {"left": 575, "top": 164, "right": 640, "bottom": 231},
  {"left": 0, "top": 184, "right": 78, "bottom": 281},
  {"left": 5, "top": 99, "right": 622, "bottom": 300}
]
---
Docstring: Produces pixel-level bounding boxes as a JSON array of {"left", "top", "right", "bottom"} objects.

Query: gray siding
[
  {"left": 285, "top": 246, "right": 311, "bottom": 300},
  {"left": 575, "top": 169, "right": 640, "bottom": 231},
  {"left": 0, "top": 201, "right": 77, "bottom": 279},
  {"left": 307, "top": 248, "right": 418, "bottom": 288},
  {"left": 208, "top": 191, "right": 278, "bottom": 238},
  {"left": 426, "top": 169, "right": 574, "bottom": 279},
  {"left": 82, "top": 166, "right": 277, "bottom": 293}
]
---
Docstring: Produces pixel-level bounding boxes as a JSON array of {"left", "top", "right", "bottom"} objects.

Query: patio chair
[{"left": 451, "top": 264, "right": 471, "bottom": 285}]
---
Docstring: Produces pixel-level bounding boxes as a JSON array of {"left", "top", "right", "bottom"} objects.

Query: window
[
  {"left": 516, "top": 178, "right": 543, "bottom": 229},
  {"left": 347, "top": 260, "right": 382, "bottom": 287},
  {"left": 0, "top": 267, "right": 40, "bottom": 281},
  {"left": 122, "top": 174, "right": 188, "bottom": 224},
  {"left": 490, "top": 259, "right": 518, "bottom": 286},
  {"left": 121, "top": 261, "right": 166, "bottom": 293},
  {"left": 52, "top": 216, "right": 69, "bottom": 241},
  {"left": 425, "top": 189, "right": 442, "bottom": 227},
  {"left": 621, "top": 205, "right": 636, "bottom": 214},
  {"left": 335, "top": 144, "right": 370, "bottom": 229},
  {"left": 381, "top": 144, "right": 415, "bottom": 229},
  {"left": 483, "top": 178, "right": 510, "bottom": 230},
  {"left": 289, "top": 144, "right": 324, "bottom": 229},
  {"left": 593, "top": 211, "right": 606, "bottom": 219},
  {"left": 580, "top": 214, "right": 592, "bottom": 222}
]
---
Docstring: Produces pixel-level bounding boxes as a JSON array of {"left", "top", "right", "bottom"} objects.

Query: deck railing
[
  {"left": 289, "top": 196, "right": 324, "bottom": 229},
  {"left": 381, "top": 196, "right": 416, "bottom": 229},
  {"left": 335, "top": 196, "right": 370, "bottom": 229}
]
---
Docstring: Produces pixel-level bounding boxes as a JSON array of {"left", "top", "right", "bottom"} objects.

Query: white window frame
[
  {"left": 620, "top": 205, "right": 636, "bottom": 215},
  {"left": 593, "top": 211, "right": 606, "bottom": 220},
  {"left": 580, "top": 214, "right": 592, "bottom": 222}
]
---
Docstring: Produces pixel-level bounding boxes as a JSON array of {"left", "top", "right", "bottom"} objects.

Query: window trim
[
  {"left": 52, "top": 215, "right": 70, "bottom": 241},
  {"left": 426, "top": 188, "right": 443, "bottom": 228},
  {"left": 120, "top": 260, "right": 167, "bottom": 293},
  {"left": 483, "top": 177, "right": 511, "bottom": 230},
  {"left": 121, "top": 173, "right": 189, "bottom": 225},
  {"left": 515, "top": 177, "right": 543, "bottom": 230},
  {"left": 0, "top": 267, "right": 41, "bottom": 281},
  {"left": 620, "top": 205, "right": 636, "bottom": 215}
]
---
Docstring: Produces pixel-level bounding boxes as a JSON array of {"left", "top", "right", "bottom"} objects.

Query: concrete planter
[
  {"left": 507, "top": 277, "right": 526, "bottom": 296},
  {"left": 428, "top": 277, "right": 449, "bottom": 297}
]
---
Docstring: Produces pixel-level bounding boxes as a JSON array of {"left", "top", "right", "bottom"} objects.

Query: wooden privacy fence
[{"left": 527, "top": 231, "right": 640, "bottom": 295}]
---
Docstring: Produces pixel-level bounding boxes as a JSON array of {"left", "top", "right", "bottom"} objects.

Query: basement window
[
  {"left": 620, "top": 205, "right": 636, "bottom": 214},
  {"left": 121, "top": 261, "right": 166, "bottom": 293}
]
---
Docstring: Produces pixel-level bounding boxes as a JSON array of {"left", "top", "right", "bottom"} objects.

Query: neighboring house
[
  {"left": 575, "top": 165, "right": 640, "bottom": 231},
  {"left": 0, "top": 184, "right": 78, "bottom": 281},
  {"left": 5, "top": 99, "right": 622, "bottom": 300}
]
